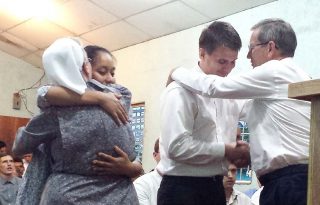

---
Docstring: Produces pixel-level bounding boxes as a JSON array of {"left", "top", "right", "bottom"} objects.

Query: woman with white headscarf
[{"left": 13, "top": 38, "right": 139, "bottom": 205}]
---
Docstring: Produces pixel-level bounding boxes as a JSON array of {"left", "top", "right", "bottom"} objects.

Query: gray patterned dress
[{"left": 13, "top": 81, "right": 138, "bottom": 205}]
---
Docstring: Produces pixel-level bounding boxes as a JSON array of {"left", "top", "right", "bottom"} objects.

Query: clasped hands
[{"left": 225, "top": 140, "right": 250, "bottom": 168}]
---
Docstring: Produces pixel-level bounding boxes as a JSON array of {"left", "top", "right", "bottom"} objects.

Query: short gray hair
[{"left": 251, "top": 18, "right": 297, "bottom": 57}]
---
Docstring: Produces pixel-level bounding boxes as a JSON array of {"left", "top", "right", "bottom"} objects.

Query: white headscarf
[{"left": 42, "top": 38, "right": 87, "bottom": 94}]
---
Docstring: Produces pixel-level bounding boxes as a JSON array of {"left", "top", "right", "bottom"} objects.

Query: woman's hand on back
[
  {"left": 92, "top": 146, "right": 143, "bottom": 178},
  {"left": 98, "top": 92, "right": 128, "bottom": 126}
]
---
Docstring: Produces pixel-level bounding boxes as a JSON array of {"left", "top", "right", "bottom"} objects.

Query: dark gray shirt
[{"left": 0, "top": 176, "right": 22, "bottom": 205}]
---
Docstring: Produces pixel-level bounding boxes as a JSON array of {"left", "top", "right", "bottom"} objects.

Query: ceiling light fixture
[{"left": 0, "top": 0, "right": 58, "bottom": 20}]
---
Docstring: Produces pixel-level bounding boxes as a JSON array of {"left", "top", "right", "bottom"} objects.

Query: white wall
[
  {"left": 112, "top": 0, "right": 320, "bottom": 190},
  {"left": 0, "top": 50, "right": 44, "bottom": 118}
]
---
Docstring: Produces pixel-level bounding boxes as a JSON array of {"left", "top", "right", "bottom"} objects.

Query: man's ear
[
  {"left": 199, "top": 48, "right": 206, "bottom": 60},
  {"left": 267, "top": 41, "right": 279, "bottom": 59}
]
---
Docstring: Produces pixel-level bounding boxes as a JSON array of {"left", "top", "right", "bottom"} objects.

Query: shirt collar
[
  {"left": 228, "top": 189, "right": 239, "bottom": 204},
  {"left": 0, "top": 175, "right": 16, "bottom": 185},
  {"left": 194, "top": 61, "right": 205, "bottom": 74},
  {"left": 87, "top": 79, "right": 118, "bottom": 94},
  {"left": 87, "top": 79, "right": 106, "bottom": 91},
  {"left": 232, "top": 189, "right": 240, "bottom": 197}
]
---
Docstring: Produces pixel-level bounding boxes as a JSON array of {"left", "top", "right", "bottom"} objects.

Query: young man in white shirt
[
  {"left": 171, "top": 18, "right": 310, "bottom": 205},
  {"left": 157, "top": 21, "right": 250, "bottom": 205},
  {"left": 134, "top": 138, "right": 162, "bottom": 205},
  {"left": 223, "top": 163, "right": 251, "bottom": 205}
]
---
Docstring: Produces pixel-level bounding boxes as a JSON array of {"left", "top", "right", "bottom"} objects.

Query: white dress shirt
[
  {"left": 157, "top": 65, "right": 244, "bottom": 177},
  {"left": 227, "top": 189, "right": 251, "bottom": 205},
  {"left": 172, "top": 58, "right": 310, "bottom": 177},
  {"left": 0, "top": 176, "right": 22, "bottom": 205},
  {"left": 250, "top": 187, "right": 263, "bottom": 205},
  {"left": 133, "top": 170, "right": 162, "bottom": 205}
]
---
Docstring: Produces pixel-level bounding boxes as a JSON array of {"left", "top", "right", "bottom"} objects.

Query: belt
[{"left": 163, "top": 175, "right": 223, "bottom": 182}]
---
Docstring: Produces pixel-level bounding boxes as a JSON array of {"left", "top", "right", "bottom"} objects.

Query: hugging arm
[
  {"left": 37, "top": 86, "right": 138, "bottom": 177},
  {"left": 92, "top": 146, "right": 143, "bottom": 178},
  {"left": 38, "top": 86, "right": 128, "bottom": 126},
  {"left": 172, "top": 66, "right": 278, "bottom": 99},
  {"left": 13, "top": 111, "right": 59, "bottom": 157}
]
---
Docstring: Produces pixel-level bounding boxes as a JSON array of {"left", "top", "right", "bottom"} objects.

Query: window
[
  {"left": 130, "top": 103, "right": 145, "bottom": 162},
  {"left": 236, "top": 121, "right": 252, "bottom": 184}
]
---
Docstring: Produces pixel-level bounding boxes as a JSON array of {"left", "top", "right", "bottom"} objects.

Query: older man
[
  {"left": 171, "top": 18, "right": 310, "bottom": 205},
  {"left": 0, "top": 153, "right": 22, "bottom": 205}
]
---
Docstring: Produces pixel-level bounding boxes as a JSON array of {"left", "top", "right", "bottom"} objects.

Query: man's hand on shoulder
[{"left": 166, "top": 67, "right": 178, "bottom": 87}]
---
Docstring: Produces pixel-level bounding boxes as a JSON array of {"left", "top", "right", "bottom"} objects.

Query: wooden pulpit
[{"left": 288, "top": 79, "right": 320, "bottom": 205}]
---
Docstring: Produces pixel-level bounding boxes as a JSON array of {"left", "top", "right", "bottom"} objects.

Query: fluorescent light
[{"left": 0, "top": 0, "right": 58, "bottom": 20}]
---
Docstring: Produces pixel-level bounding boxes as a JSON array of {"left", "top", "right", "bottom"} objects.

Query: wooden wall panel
[{"left": 0, "top": 115, "right": 30, "bottom": 155}]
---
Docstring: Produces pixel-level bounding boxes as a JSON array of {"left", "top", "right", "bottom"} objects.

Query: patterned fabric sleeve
[
  {"left": 15, "top": 145, "right": 52, "bottom": 205},
  {"left": 12, "top": 109, "right": 59, "bottom": 156},
  {"left": 13, "top": 109, "right": 58, "bottom": 205}
]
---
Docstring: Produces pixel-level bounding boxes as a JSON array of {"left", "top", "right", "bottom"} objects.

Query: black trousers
[
  {"left": 157, "top": 175, "right": 226, "bottom": 205},
  {"left": 259, "top": 164, "right": 308, "bottom": 205}
]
